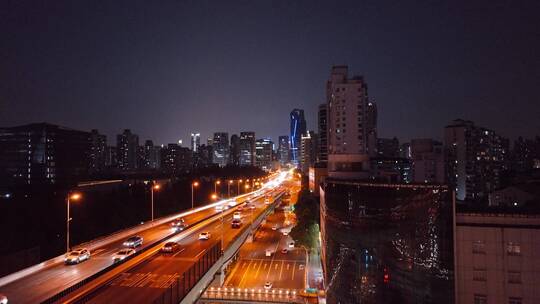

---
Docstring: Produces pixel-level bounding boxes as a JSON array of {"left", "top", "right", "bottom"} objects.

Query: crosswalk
[{"left": 109, "top": 272, "right": 180, "bottom": 289}]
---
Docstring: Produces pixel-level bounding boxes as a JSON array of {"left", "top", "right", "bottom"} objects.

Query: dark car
[
  {"left": 232, "top": 218, "right": 242, "bottom": 228},
  {"left": 161, "top": 242, "right": 181, "bottom": 253},
  {"left": 123, "top": 235, "right": 143, "bottom": 248}
]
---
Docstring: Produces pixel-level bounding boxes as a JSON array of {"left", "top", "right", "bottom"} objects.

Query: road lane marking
[
  {"left": 254, "top": 258, "right": 264, "bottom": 281},
  {"left": 291, "top": 261, "right": 296, "bottom": 281},
  {"left": 171, "top": 248, "right": 186, "bottom": 257},
  {"left": 278, "top": 260, "right": 284, "bottom": 281},
  {"left": 238, "top": 260, "right": 253, "bottom": 287}
]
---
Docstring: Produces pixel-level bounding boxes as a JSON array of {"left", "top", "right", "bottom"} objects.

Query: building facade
[
  {"left": 255, "top": 138, "right": 273, "bottom": 170},
  {"left": 300, "top": 131, "right": 317, "bottom": 174},
  {"left": 212, "top": 132, "right": 229, "bottom": 167},
  {"left": 277, "top": 135, "right": 290, "bottom": 165},
  {"left": 0, "top": 123, "right": 92, "bottom": 185},
  {"left": 455, "top": 212, "right": 540, "bottom": 304},
  {"left": 116, "top": 129, "right": 139, "bottom": 171},
  {"left": 290, "top": 109, "right": 307, "bottom": 167},
  {"left": 318, "top": 103, "right": 328, "bottom": 163},
  {"left": 377, "top": 137, "right": 400, "bottom": 158},
  {"left": 320, "top": 180, "right": 454, "bottom": 303},
  {"left": 239, "top": 132, "right": 256, "bottom": 166},
  {"left": 190, "top": 133, "right": 201, "bottom": 152},
  {"left": 326, "top": 65, "right": 371, "bottom": 178},
  {"left": 411, "top": 138, "right": 445, "bottom": 184},
  {"left": 229, "top": 134, "right": 240, "bottom": 166},
  {"left": 89, "top": 129, "right": 107, "bottom": 174},
  {"left": 143, "top": 140, "right": 161, "bottom": 170},
  {"left": 445, "top": 119, "right": 508, "bottom": 201}
]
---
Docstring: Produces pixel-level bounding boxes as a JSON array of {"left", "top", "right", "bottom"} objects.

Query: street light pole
[
  {"left": 150, "top": 184, "right": 160, "bottom": 221},
  {"left": 228, "top": 180, "right": 233, "bottom": 198},
  {"left": 191, "top": 181, "right": 199, "bottom": 209},
  {"left": 66, "top": 192, "right": 81, "bottom": 253}
]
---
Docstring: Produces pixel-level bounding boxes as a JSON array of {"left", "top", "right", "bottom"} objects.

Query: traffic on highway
[{"left": 0, "top": 171, "right": 290, "bottom": 304}]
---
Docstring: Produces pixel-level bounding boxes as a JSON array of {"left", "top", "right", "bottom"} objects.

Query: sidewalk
[{"left": 306, "top": 248, "right": 324, "bottom": 290}]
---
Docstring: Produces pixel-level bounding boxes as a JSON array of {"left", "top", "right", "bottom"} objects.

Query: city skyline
[{"left": 2, "top": 1, "right": 539, "bottom": 144}]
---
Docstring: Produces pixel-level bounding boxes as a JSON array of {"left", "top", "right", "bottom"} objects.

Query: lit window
[{"left": 507, "top": 242, "right": 521, "bottom": 256}]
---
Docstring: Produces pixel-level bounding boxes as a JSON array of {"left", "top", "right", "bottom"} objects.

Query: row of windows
[
  {"left": 474, "top": 295, "right": 522, "bottom": 304},
  {"left": 473, "top": 269, "right": 522, "bottom": 284},
  {"left": 472, "top": 241, "right": 521, "bottom": 255}
]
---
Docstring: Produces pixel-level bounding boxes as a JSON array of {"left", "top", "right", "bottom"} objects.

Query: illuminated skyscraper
[
  {"left": 212, "top": 132, "right": 229, "bottom": 167},
  {"left": 190, "top": 132, "right": 200, "bottom": 152},
  {"left": 278, "top": 135, "right": 290, "bottom": 165},
  {"left": 290, "top": 109, "right": 307, "bottom": 167},
  {"left": 239, "top": 132, "right": 256, "bottom": 166}
]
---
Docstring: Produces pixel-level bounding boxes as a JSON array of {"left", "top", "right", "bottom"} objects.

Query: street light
[
  {"left": 215, "top": 180, "right": 221, "bottom": 194},
  {"left": 66, "top": 192, "right": 82, "bottom": 253},
  {"left": 228, "top": 180, "right": 233, "bottom": 197},
  {"left": 237, "top": 179, "right": 243, "bottom": 195},
  {"left": 211, "top": 193, "right": 218, "bottom": 200},
  {"left": 150, "top": 184, "right": 160, "bottom": 221},
  {"left": 191, "top": 181, "right": 199, "bottom": 209}
]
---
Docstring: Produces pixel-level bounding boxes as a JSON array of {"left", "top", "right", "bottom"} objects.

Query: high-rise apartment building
[
  {"left": 190, "top": 133, "right": 201, "bottom": 152},
  {"left": 161, "top": 143, "right": 192, "bottom": 174},
  {"left": 366, "top": 101, "right": 378, "bottom": 157},
  {"left": 116, "top": 129, "right": 139, "bottom": 171},
  {"left": 445, "top": 119, "right": 507, "bottom": 201},
  {"left": 411, "top": 138, "right": 445, "bottom": 184},
  {"left": 290, "top": 109, "right": 307, "bottom": 167},
  {"left": 318, "top": 104, "right": 328, "bottom": 163},
  {"left": 212, "top": 132, "right": 229, "bottom": 167},
  {"left": 255, "top": 138, "right": 273, "bottom": 170},
  {"left": 277, "top": 135, "right": 290, "bottom": 165},
  {"left": 143, "top": 140, "right": 161, "bottom": 169},
  {"left": 230, "top": 134, "right": 240, "bottom": 166},
  {"left": 326, "top": 65, "right": 370, "bottom": 178},
  {"left": 300, "top": 131, "right": 318, "bottom": 174},
  {"left": 89, "top": 129, "right": 107, "bottom": 174},
  {"left": 239, "top": 132, "right": 256, "bottom": 166},
  {"left": 0, "top": 123, "right": 92, "bottom": 185}
]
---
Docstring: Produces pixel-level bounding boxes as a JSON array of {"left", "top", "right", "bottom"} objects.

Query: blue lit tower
[{"left": 290, "top": 109, "right": 307, "bottom": 167}]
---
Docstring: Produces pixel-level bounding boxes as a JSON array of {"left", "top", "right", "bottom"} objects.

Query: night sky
[{"left": 1, "top": 0, "right": 539, "bottom": 145}]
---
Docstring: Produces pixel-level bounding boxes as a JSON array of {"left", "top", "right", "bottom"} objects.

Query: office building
[
  {"left": 239, "top": 132, "right": 256, "bottom": 166},
  {"left": 320, "top": 180, "right": 454, "bottom": 303},
  {"left": 255, "top": 138, "right": 273, "bottom": 170},
  {"left": 277, "top": 135, "right": 290, "bottom": 165},
  {"left": 290, "top": 109, "right": 307, "bottom": 167},
  {"left": 410, "top": 138, "right": 445, "bottom": 184},
  {"left": 318, "top": 104, "right": 328, "bottom": 162},
  {"left": 377, "top": 137, "right": 400, "bottom": 158},
  {"left": 161, "top": 143, "right": 192, "bottom": 174},
  {"left": 89, "top": 129, "right": 107, "bottom": 174},
  {"left": 300, "top": 131, "right": 318, "bottom": 174},
  {"left": 116, "top": 129, "right": 139, "bottom": 171},
  {"left": 194, "top": 144, "right": 213, "bottom": 168},
  {"left": 190, "top": 133, "right": 201, "bottom": 152},
  {"left": 326, "top": 65, "right": 371, "bottom": 178},
  {"left": 230, "top": 134, "right": 240, "bottom": 166},
  {"left": 212, "top": 132, "right": 229, "bottom": 167},
  {"left": 445, "top": 119, "right": 508, "bottom": 201},
  {"left": 455, "top": 210, "right": 540, "bottom": 304},
  {"left": 0, "top": 123, "right": 92, "bottom": 185}
]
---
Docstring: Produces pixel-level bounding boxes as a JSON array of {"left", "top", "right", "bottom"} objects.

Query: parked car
[
  {"left": 64, "top": 248, "right": 91, "bottom": 265},
  {"left": 112, "top": 248, "right": 136, "bottom": 263},
  {"left": 198, "top": 232, "right": 210, "bottom": 240},
  {"left": 161, "top": 242, "right": 181, "bottom": 253},
  {"left": 123, "top": 236, "right": 143, "bottom": 248}
]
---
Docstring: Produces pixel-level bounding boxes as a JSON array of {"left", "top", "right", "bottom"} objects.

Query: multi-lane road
[
  {"left": 84, "top": 193, "right": 277, "bottom": 303},
  {"left": 223, "top": 181, "right": 306, "bottom": 291},
  {"left": 0, "top": 172, "right": 288, "bottom": 304}
]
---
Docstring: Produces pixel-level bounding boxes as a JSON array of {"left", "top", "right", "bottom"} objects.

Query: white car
[
  {"left": 233, "top": 212, "right": 241, "bottom": 220},
  {"left": 215, "top": 205, "right": 224, "bottom": 211},
  {"left": 265, "top": 249, "right": 272, "bottom": 257},
  {"left": 264, "top": 282, "right": 272, "bottom": 290},
  {"left": 123, "top": 236, "right": 143, "bottom": 248},
  {"left": 112, "top": 248, "right": 136, "bottom": 263},
  {"left": 282, "top": 231, "right": 289, "bottom": 236},
  {"left": 199, "top": 232, "right": 210, "bottom": 240},
  {"left": 288, "top": 241, "right": 295, "bottom": 248},
  {"left": 64, "top": 248, "right": 91, "bottom": 265},
  {"left": 271, "top": 225, "right": 278, "bottom": 231},
  {"left": 0, "top": 293, "right": 8, "bottom": 304}
]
